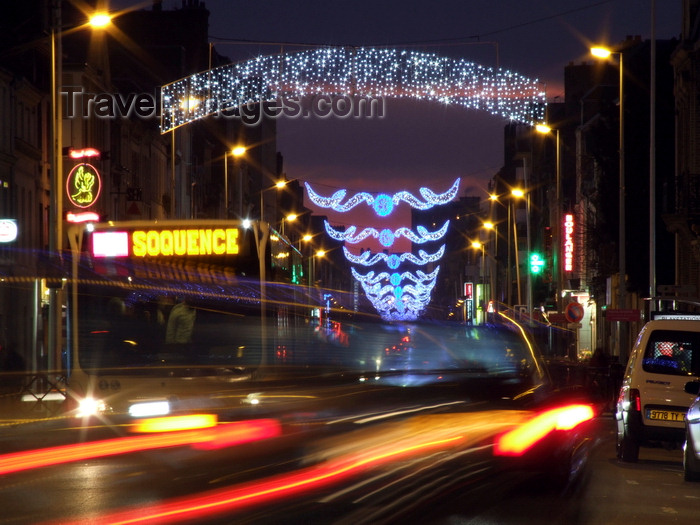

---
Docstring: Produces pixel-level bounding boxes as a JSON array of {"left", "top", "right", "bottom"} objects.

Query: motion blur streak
[
  {"left": 494, "top": 404, "right": 594, "bottom": 456},
  {"left": 0, "top": 419, "right": 280, "bottom": 475},
  {"left": 131, "top": 414, "right": 218, "bottom": 433},
  {"left": 60, "top": 435, "right": 465, "bottom": 524}
]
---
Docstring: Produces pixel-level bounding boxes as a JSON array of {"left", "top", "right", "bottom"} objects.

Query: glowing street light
[
  {"left": 223, "top": 145, "right": 254, "bottom": 217},
  {"left": 590, "top": 46, "right": 613, "bottom": 59},
  {"left": 48, "top": 7, "right": 112, "bottom": 371},
  {"left": 88, "top": 13, "right": 112, "bottom": 28},
  {"left": 509, "top": 188, "right": 526, "bottom": 307},
  {"left": 536, "top": 122, "right": 563, "bottom": 312},
  {"left": 591, "top": 44, "right": 626, "bottom": 356}
]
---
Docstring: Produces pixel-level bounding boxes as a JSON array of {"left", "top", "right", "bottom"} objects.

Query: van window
[{"left": 642, "top": 329, "right": 700, "bottom": 376}]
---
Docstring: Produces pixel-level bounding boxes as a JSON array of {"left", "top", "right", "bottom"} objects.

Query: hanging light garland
[{"left": 161, "top": 47, "right": 546, "bottom": 132}]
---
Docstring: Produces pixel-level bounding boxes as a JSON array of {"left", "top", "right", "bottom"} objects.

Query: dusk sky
[{"left": 115, "top": 1, "right": 683, "bottom": 234}]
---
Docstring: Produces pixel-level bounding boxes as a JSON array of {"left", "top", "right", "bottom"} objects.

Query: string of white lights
[{"left": 161, "top": 47, "right": 546, "bottom": 132}]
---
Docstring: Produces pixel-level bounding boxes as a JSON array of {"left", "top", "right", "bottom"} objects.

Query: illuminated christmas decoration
[
  {"left": 305, "top": 179, "right": 460, "bottom": 215},
  {"left": 343, "top": 246, "right": 445, "bottom": 267},
  {"left": 324, "top": 220, "right": 449, "bottom": 247},
  {"left": 351, "top": 267, "right": 439, "bottom": 321},
  {"left": 305, "top": 177, "right": 456, "bottom": 320},
  {"left": 160, "top": 48, "right": 546, "bottom": 132}
]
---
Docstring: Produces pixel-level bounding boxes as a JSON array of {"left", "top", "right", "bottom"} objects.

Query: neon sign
[
  {"left": 66, "top": 163, "right": 102, "bottom": 208},
  {"left": 0, "top": 219, "right": 18, "bottom": 243},
  {"left": 92, "top": 228, "right": 240, "bottom": 258},
  {"left": 564, "top": 214, "right": 574, "bottom": 272}
]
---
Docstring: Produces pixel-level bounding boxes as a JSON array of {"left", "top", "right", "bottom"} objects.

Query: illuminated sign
[
  {"left": 0, "top": 219, "right": 18, "bottom": 243},
  {"left": 92, "top": 228, "right": 241, "bottom": 258},
  {"left": 464, "top": 282, "right": 473, "bottom": 299},
  {"left": 93, "top": 231, "right": 129, "bottom": 257},
  {"left": 66, "top": 163, "right": 102, "bottom": 208},
  {"left": 563, "top": 214, "right": 574, "bottom": 272},
  {"left": 68, "top": 147, "right": 100, "bottom": 159},
  {"left": 66, "top": 211, "right": 100, "bottom": 223}
]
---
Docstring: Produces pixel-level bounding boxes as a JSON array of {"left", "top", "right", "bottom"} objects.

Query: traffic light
[{"left": 529, "top": 252, "right": 545, "bottom": 274}]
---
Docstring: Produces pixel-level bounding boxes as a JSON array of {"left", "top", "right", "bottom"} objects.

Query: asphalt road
[
  {"left": 1, "top": 413, "right": 699, "bottom": 524},
  {"left": 460, "top": 414, "right": 700, "bottom": 525}
]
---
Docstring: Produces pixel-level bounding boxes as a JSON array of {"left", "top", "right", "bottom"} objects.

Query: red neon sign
[
  {"left": 563, "top": 214, "right": 574, "bottom": 272},
  {"left": 464, "top": 282, "right": 473, "bottom": 299},
  {"left": 69, "top": 147, "right": 100, "bottom": 159}
]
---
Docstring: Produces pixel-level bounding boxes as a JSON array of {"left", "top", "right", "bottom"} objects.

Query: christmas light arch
[{"left": 160, "top": 47, "right": 545, "bottom": 132}]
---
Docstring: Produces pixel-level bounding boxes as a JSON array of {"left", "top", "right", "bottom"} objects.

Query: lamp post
[
  {"left": 592, "top": 45, "right": 626, "bottom": 358},
  {"left": 483, "top": 221, "right": 496, "bottom": 304},
  {"left": 511, "top": 188, "right": 525, "bottom": 307},
  {"left": 487, "top": 193, "right": 502, "bottom": 304},
  {"left": 224, "top": 146, "right": 247, "bottom": 218},
  {"left": 536, "top": 123, "right": 563, "bottom": 313},
  {"left": 471, "top": 240, "right": 485, "bottom": 322},
  {"left": 48, "top": 6, "right": 111, "bottom": 371},
  {"left": 259, "top": 179, "right": 288, "bottom": 225},
  {"left": 281, "top": 212, "right": 297, "bottom": 237}
]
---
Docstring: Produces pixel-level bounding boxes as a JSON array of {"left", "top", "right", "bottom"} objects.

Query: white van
[{"left": 616, "top": 313, "right": 700, "bottom": 462}]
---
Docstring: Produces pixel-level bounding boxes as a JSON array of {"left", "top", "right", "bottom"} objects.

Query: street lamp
[
  {"left": 536, "top": 123, "right": 563, "bottom": 313},
  {"left": 48, "top": 6, "right": 111, "bottom": 371},
  {"left": 591, "top": 45, "right": 625, "bottom": 311},
  {"left": 259, "top": 179, "right": 289, "bottom": 224},
  {"left": 223, "top": 146, "right": 246, "bottom": 218},
  {"left": 592, "top": 45, "right": 626, "bottom": 359},
  {"left": 280, "top": 212, "right": 297, "bottom": 237},
  {"left": 483, "top": 221, "right": 496, "bottom": 304},
  {"left": 471, "top": 240, "right": 486, "bottom": 322},
  {"left": 510, "top": 188, "right": 526, "bottom": 307}
]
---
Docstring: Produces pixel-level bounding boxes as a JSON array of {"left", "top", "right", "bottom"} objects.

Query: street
[
  {"left": 1, "top": 412, "right": 699, "bottom": 524},
  {"left": 463, "top": 414, "right": 700, "bottom": 525}
]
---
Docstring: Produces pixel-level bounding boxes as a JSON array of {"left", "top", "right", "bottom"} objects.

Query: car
[
  {"left": 615, "top": 311, "right": 700, "bottom": 462},
  {"left": 684, "top": 380, "right": 700, "bottom": 480},
  {"left": 0, "top": 285, "right": 597, "bottom": 523}
]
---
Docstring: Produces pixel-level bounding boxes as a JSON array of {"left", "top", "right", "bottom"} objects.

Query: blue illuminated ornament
[
  {"left": 352, "top": 267, "right": 440, "bottom": 321},
  {"left": 305, "top": 179, "right": 460, "bottom": 215},
  {"left": 343, "top": 246, "right": 445, "bottom": 267},
  {"left": 304, "top": 175, "right": 457, "bottom": 319},
  {"left": 374, "top": 194, "right": 394, "bottom": 216},
  {"left": 324, "top": 221, "right": 449, "bottom": 246}
]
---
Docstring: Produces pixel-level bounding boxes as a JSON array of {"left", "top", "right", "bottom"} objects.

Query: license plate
[{"left": 647, "top": 410, "right": 686, "bottom": 422}]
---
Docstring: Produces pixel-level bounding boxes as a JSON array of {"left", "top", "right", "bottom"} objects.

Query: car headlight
[
  {"left": 128, "top": 400, "right": 171, "bottom": 418},
  {"left": 76, "top": 397, "right": 109, "bottom": 417}
]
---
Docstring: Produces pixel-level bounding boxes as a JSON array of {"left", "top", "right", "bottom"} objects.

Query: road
[
  {"left": 464, "top": 414, "right": 700, "bottom": 525},
  {"left": 1, "top": 413, "right": 700, "bottom": 524}
]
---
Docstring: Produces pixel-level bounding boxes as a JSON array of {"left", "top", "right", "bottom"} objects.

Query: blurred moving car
[
  {"left": 615, "top": 311, "right": 700, "bottom": 462},
  {"left": 1, "top": 220, "right": 596, "bottom": 523},
  {"left": 0, "top": 308, "right": 596, "bottom": 524},
  {"left": 684, "top": 380, "right": 700, "bottom": 480}
]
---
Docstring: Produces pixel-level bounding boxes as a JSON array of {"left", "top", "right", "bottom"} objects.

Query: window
[{"left": 642, "top": 329, "right": 700, "bottom": 376}]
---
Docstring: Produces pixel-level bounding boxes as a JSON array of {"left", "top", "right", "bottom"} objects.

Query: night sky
[{"left": 113, "top": 0, "right": 682, "bottom": 233}]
